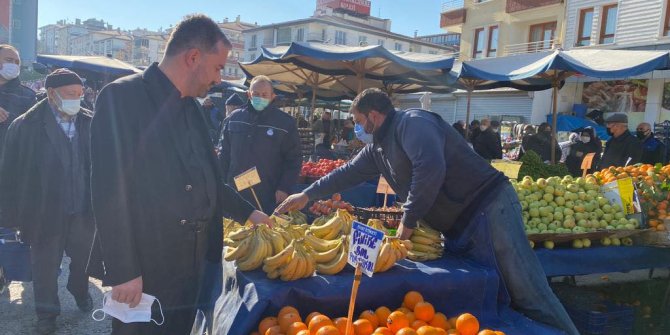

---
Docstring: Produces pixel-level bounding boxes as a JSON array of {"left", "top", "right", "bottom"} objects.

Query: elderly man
[
  {"left": 636, "top": 122, "right": 665, "bottom": 165},
  {"left": 599, "top": 114, "right": 643, "bottom": 169},
  {"left": 473, "top": 118, "right": 502, "bottom": 160},
  {"left": 219, "top": 75, "right": 301, "bottom": 213},
  {"left": 0, "top": 69, "right": 94, "bottom": 334},
  {"left": 224, "top": 93, "right": 244, "bottom": 118},
  {"left": 0, "top": 44, "right": 37, "bottom": 157},
  {"left": 91, "top": 15, "right": 271, "bottom": 334}
]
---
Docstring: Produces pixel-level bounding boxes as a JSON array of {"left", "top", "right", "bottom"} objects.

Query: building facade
[
  {"left": 70, "top": 30, "right": 133, "bottom": 61},
  {"left": 219, "top": 16, "right": 256, "bottom": 79},
  {"left": 132, "top": 33, "right": 167, "bottom": 66},
  {"left": 2, "top": 0, "right": 38, "bottom": 64}
]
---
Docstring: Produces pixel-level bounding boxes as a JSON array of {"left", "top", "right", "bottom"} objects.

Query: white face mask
[
  {"left": 92, "top": 291, "right": 164, "bottom": 325},
  {"left": 581, "top": 136, "right": 591, "bottom": 143},
  {"left": 55, "top": 91, "right": 81, "bottom": 116},
  {"left": 0, "top": 63, "right": 20, "bottom": 80}
]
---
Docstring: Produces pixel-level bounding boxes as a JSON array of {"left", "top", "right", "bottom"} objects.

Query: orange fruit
[
  {"left": 429, "top": 313, "right": 450, "bottom": 330},
  {"left": 296, "top": 331, "right": 310, "bottom": 335},
  {"left": 447, "top": 317, "right": 458, "bottom": 329},
  {"left": 413, "top": 302, "right": 435, "bottom": 322},
  {"left": 309, "top": 315, "right": 334, "bottom": 334},
  {"left": 334, "top": 317, "right": 354, "bottom": 335},
  {"left": 416, "top": 326, "right": 444, "bottom": 335},
  {"left": 396, "top": 328, "right": 418, "bottom": 335},
  {"left": 387, "top": 311, "right": 410, "bottom": 333},
  {"left": 375, "top": 307, "right": 392, "bottom": 325},
  {"left": 259, "top": 317, "right": 279, "bottom": 335},
  {"left": 396, "top": 307, "right": 412, "bottom": 315},
  {"left": 657, "top": 223, "right": 666, "bottom": 231},
  {"left": 287, "top": 321, "right": 308, "bottom": 335},
  {"left": 494, "top": 331, "right": 506, "bottom": 335},
  {"left": 359, "top": 310, "right": 380, "bottom": 328},
  {"left": 353, "top": 319, "right": 375, "bottom": 335},
  {"left": 455, "top": 313, "right": 479, "bottom": 335},
  {"left": 306, "top": 312, "right": 323, "bottom": 326},
  {"left": 411, "top": 320, "right": 428, "bottom": 329},
  {"left": 446, "top": 329, "right": 459, "bottom": 335},
  {"left": 373, "top": 327, "right": 394, "bottom": 335},
  {"left": 280, "top": 313, "right": 303, "bottom": 332},
  {"left": 265, "top": 325, "right": 282, "bottom": 335},
  {"left": 403, "top": 291, "right": 424, "bottom": 311},
  {"left": 279, "top": 306, "right": 301, "bottom": 319},
  {"left": 477, "top": 330, "right": 496, "bottom": 335},
  {"left": 406, "top": 312, "right": 416, "bottom": 324},
  {"left": 316, "top": 325, "right": 341, "bottom": 335}
]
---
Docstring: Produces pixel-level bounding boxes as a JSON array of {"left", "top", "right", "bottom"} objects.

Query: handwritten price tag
[
  {"left": 348, "top": 221, "right": 384, "bottom": 278},
  {"left": 234, "top": 167, "right": 261, "bottom": 191},
  {"left": 376, "top": 176, "right": 396, "bottom": 195}
]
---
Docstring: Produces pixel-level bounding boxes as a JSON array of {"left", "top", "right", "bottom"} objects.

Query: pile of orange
[{"left": 252, "top": 291, "right": 506, "bottom": 335}]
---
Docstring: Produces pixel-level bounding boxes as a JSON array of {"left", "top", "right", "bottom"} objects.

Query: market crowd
[{"left": 0, "top": 12, "right": 664, "bottom": 335}]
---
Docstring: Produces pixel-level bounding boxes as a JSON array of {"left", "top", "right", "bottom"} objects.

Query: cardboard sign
[
  {"left": 491, "top": 160, "right": 523, "bottom": 180},
  {"left": 234, "top": 167, "right": 261, "bottom": 191},
  {"left": 581, "top": 153, "right": 596, "bottom": 170},
  {"left": 376, "top": 176, "right": 396, "bottom": 195},
  {"left": 348, "top": 221, "right": 385, "bottom": 278},
  {"left": 600, "top": 177, "right": 641, "bottom": 215}
]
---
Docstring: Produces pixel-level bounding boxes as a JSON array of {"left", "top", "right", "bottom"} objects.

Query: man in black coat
[
  {"left": 599, "top": 114, "right": 643, "bottom": 169},
  {"left": 0, "top": 44, "right": 37, "bottom": 157},
  {"left": 636, "top": 122, "right": 665, "bottom": 165},
  {"left": 219, "top": 75, "right": 302, "bottom": 213},
  {"left": 90, "top": 15, "right": 271, "bottom": 335},
  {"left": 0, "top": 69, "right": 94, "bottom": 334},
  {"left": 473, "top": 118, "right": 502, "bottom": 160}
]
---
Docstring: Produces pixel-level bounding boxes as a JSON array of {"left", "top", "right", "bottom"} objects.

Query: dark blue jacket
[
  {"left": 219, "top": 102, "right": 302, "bottom": 213},
  {"left": 641, "top": 135, "right": 665, "bottom": 165},
  {"left": 304, "top": 109, "right": 507, "bottom": 238},
  {"left": 0, "top": 78, "right": 36, "bottom": 157}
]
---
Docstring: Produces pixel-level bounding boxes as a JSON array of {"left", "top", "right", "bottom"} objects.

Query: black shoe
[
  {"left": 75, "top": 294, "right": 93, "bottom": 312},
  {"left": 36, "top": 318, "right": 56, "bottom": 335}
]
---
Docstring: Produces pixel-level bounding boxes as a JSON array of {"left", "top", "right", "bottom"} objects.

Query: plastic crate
[
  {"left": 0, "top": 228, "right": 32, "bottom": 282},
  {"left": 565, "top": 302, "right": 634, "bottom": 335}
]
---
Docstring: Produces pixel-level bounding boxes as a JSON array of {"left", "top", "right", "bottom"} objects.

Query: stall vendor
[{"left": 276, "top": 88, "right": 579, "bottom": 335}]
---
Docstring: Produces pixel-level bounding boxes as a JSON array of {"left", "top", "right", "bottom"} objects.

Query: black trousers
[{"left": 30, "top": 214, "right": 94, "bottom": 320}]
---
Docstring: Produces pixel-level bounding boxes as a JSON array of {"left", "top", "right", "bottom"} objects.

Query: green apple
[
  {"left": 545, "top": 185, "right": 555, "bottom": 195},
  {"left": 611, "top": 238, "right": 621, "bottom": 246},
  {"left": 566, "top": 184, "right": 580, "bottom": 193},
  {"left": 555, "top": 196, "right": 566, "bottom": 206},
  {"left": 536, "top": 178, "right": 547, "bottom": 189},
  {"left": 614, "top": 212, "right": 625, "bottom": 220},
  {"left": 529, "top": 208, "right": 540, "bottom": 218},
  {"left": 601, "top": 237, "right": 612, "bottom": 246},
  {"left": 572, "top": 239, "right": 584, "bottom": 248},
  {"left": 582, "top": 239, "right": 592, "bottom": 248},
  {"left": 599, "top": 220, "right": 609, "bottom": 228},
  {"left": 578, "top": 192, "right": 587, "bottom": 201},
  {"left": 624, "top": 223, "right": 635, "bottom": 230},
  {"left": 554, "top": 185, "right": 566, "bottom": 196},
  {"left": 554, "top": 212, "right": 564, "bottom": 221},
  {"left": 563, "top": 219, "right": 576, "bottom": 229},
  {"left": 575, "top": 177, "right": 585, "bottom": 185},
  {"left": 628, "top": 218, "right": 639, "bottom": 228},
  {"left": 548, "top": 222, "right": 559, "bottom": 230},
  {"left": 602, "top": 213, "right": 613, "bottom": 222},
  {"left": 564, "top": 208, "right": 574, "bottom": 216},
  {"left": 622, "top": 237, "right": 633, "bottom": 246},
  {"left": 597, "top": 196, "right": 609, "bottom": 206},
  {"left": 544, "top": 241, "right": 555, "bottom": 249},
  {"left": 565, "top": 200, "right": 575, "bottom": 208},
  {"left": 595, "top": 209, "right": 605, "bottom": 218},
  {"left": 578, "top": 219, "right": 588, "bottom": 227}
]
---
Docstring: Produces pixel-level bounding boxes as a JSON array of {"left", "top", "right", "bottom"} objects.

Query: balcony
[
  {"left": 440, "top": 1, "right": 466, "bottom": 31},
  {"left": 504, "top": 39, "right": 558, "bottom": 56},
  {"left": 506, "top": 0, "right": 563, "bottom": 14}
]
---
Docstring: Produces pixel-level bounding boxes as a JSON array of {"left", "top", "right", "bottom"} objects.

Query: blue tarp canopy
[
  {"left": 35, "top": 54, "right": 141, "bottom": 76},
  {"left": 547, "top": 114, "right": 610, "bottom": 140}
]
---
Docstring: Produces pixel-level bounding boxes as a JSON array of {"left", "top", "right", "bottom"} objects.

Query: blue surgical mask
[
  {"left": 354, "top": 124, "right": 373, "bottom": 144},
  {"left": 250, "top": 97, "right": 270, "bottom": 111}
]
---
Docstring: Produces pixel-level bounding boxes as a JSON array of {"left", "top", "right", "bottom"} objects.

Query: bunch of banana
[
  {"left": 309, "top": 209, "right": 353, "bottom": 240},
  {"left": 222, "top": 218, "right": 244, "bottom": 242},
  {"left": 374, "top": 237, "right": 412, "bottom": 273},
  {"left": 367, "top": 218, "right": 388, "bottom": 235},
  {"left": 314, "top": 236, "right": 350, "bottom": 275},
  {"left": 288, "top": 210, "right": 309, "bottom": 225},
  {"left": 407, "top": 222, "right": 444, "bottom": 262},
  {"left": 224, "top": 225, "right": 284, "bottom": 271},
  {"left": 263, "top": 239, "right": 315, "bottom": 281}
]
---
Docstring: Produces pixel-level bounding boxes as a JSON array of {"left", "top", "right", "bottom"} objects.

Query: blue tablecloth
[
  {"left": 537, "top": 246, "right": 670, "bottom": 277},
  {"left": 205, "top": 256, "right": 564, "bottom": 335}
]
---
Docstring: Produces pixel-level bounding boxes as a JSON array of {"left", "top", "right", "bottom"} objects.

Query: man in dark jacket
[
  {"left": 636, "top": 122, "right": 665, "bottom": 164},
  {"left": 473, "top": 118, "right": 502, "bottom": 160},
  {"left": 566, "top": 127, "right": 602, "bottom": 176},
  {"left": 0, "top": 44, "right": 37, "bottom": 158},
  {"left": 219, "top": 75, "right": 301, "bottom": 213},
  {"left": 526, "top": 123, "right": 561, "bottom": 162},
  {"left": 598, "top": 114, "right": 643, "bottom": 169},
  {"left": 0, "top": 69, "right": 94, "bottom": 334},
  {"left": 90, "top": 15, "right": 271, "bottom": 335},
  {"left": 277, "top": 89, "right": 579, "bottom": 335}
]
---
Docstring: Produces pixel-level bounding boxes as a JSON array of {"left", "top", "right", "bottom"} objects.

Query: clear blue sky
[{"left": 38, "top": 0, "right": 445, "bottom": 37}]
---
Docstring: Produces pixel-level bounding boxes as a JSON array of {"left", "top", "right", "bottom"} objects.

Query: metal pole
[{"left": 551, "top": 82, "right": 559, "bottom": 164}]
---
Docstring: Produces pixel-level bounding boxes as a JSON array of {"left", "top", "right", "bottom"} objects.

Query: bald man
[{"left": 636, "top": 122, "right": 665, "bottom": 164}]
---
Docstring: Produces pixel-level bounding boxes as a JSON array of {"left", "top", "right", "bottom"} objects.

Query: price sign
[
  {"left": 491, "top": 160, "right": 523, "bottom": 180},
  {"left": 376, "top": 176, "right": 396, "bottom": 195},
  {"left": 580, "top": 153, "right": 596, "bottom": 170},
  {"left": 348, "top": 221, "right": 385, "bottom": 278},
  {"left": 234, "top": 167, "right": 261, "bottom": 191},
  {"left": 600, "top": 177, "right": 641, "bottom": 215}
]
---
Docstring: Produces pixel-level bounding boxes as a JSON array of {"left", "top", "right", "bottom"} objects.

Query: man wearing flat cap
[
  {"left": 598, "top": 113, "right": 643, "bottom": 169},
  {"left": 0, "top": 68, "right": 94, "bottom": 334},
  {"left": 224, "top": 93, "right": 244, "bottom": 117}
]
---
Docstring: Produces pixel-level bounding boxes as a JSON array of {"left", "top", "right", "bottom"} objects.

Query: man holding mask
[
  {"left": 219, "top": 75, "right": 301, "bottom": 213},
  {"left": 0, "top": 69, "right": 94, "bottom": 334}
]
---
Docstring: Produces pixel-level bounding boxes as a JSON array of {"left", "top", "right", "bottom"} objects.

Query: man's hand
[
  {"left": 396, "top": 223, "right": 414, "bottom": 240},
  {"left": 275, "top": 190, "right": 289, "bottom": 205},
  {"left": 248, "top": 210, "right": 273, "bottom": 228},
  {"left": 0, "top": 107, "right": 9, "bottom": 123},
  {"left": 111, "top": 276, "right": 143, "bottom": 308},
  {"left": 274, "top": 193, "right": 309, "bottom": 214}
]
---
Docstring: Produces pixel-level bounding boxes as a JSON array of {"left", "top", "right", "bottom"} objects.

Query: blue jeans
[{"left": 446, "top": 183, "right": 579, "bottom": 335}]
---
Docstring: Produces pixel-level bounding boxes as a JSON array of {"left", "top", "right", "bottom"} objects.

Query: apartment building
[
  {"left": 219, "top": 16, "right": 257, "bottom": 80},
  {"left": 70, "top": 30, "right": 133, "bottom": 61}
]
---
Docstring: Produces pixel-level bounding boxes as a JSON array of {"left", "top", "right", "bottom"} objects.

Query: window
[
  {"left": 394, "top": 42, "right": 402, "bottom": 51},
  {"left": 250, "top": 35, "right": 257, "bottom": 49},
  {"left": 577, "top": 8, "right": 594, "bottom": 46},
  {"left": 529, "top": 21, "right": 556, "bottom": 52},
  {"left": 487, "top": 26, "right": 498, "bottom": 57},
  {"left": 358, "top": 35, "right": 367, "bottom": 45},
  {"left": 335, "top": 30, "right": 347, "bottom": 45},
  {"left": 599, "top": 4, "right": 618, "bottom": 44},
  {"left": 277, "top": 27, "right": 292, "bottom": 44},
  {"left": 664, "top": 0, "right": 670, "bottom": 36},
  {"left": 473, "top": 28, "right": 485, "bottom": 59},
  {"left": 322, "top": 29, "right": 326, "bottom": 41},
  {"left": 296, "top": 28, "right": 305, "bottom": 42},
  {"left": 378, "top": 39, "right": 385, "bottom": 47}
]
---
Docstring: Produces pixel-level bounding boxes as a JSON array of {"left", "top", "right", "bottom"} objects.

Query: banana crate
[{"left": 353, "top": 207, "right": 403, "bottom": 229}]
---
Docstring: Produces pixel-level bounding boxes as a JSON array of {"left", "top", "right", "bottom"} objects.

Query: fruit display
[
  {"left": 301, "top": 159, "right": 347, "bottom": 178},
  {"left": 356, "top": 207, "right": 403, "bottom": 229},
  {"left": 407, "top": 223, "right": 444, "bottom": 262},
  {"left": 252, "top": 291, "right": 507, "bottom": 335},
  {"left": 309, "top": 209, "right": 354, "bottom": 240},
  {"left": 263, "top": 239, "right": 316, "bottom": 281},
  {"left": 374, "top": 237, "right": 412, "bottom": 273},
  {"left": 367, "top": 219, "right": 389, "bottom": 235},
  {"left": 309, "top": 193, "right": 354, "bottom": 216},
  {"left": 313, "top": 236, "right": 350, "bottom": 276},
  {"left": 224, "top": 224, "right": 285, "bottom": 271}
]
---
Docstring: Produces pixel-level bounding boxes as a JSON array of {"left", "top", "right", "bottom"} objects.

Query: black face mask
[{"left": 636, "top": 130, "right": 647, "bottom": 139}]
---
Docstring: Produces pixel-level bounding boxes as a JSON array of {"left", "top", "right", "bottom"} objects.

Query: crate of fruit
[{"left": 354, "top": 206, "right": 403, "bottom": 229}]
